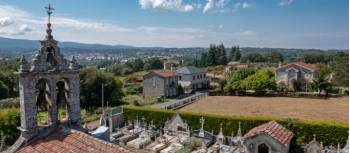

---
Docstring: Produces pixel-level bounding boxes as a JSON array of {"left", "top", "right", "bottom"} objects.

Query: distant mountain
[{"left": 0, "top": 37, "right": 134, "bottom": 49}]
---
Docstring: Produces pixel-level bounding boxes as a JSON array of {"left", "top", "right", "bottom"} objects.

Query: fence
[{"left": 165, "top": 92, "right": 208, "bottom": 110}]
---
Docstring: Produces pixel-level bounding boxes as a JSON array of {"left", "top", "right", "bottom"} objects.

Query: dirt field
[{"left": 180, "top": 96, "right": 349, "bottom": 122}]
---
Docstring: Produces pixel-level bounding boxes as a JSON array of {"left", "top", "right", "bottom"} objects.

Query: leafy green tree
[
  {"left": 302, "top": 53, "right": 332, "bottom": 64},
  {"left": 224, "top": 68, "right": 256, "bottom": 93},
  {"left": 310, "top": 64, "right": 333, "bottom": 96},
  {"left": 240, "top": 53, "right": 265, "bottom": 63},
  {"left": 330, "top": 53, "right": 348, "bottom": 87},
  {"left": 107, "top": 64, "right": 133, "bottom": 75},
  {"left": 241, "top": 69, "right": 276, "bottom": 91},
  {"left": 126, "top": 58, "right": 144, "bottom": 72},
  {"left": 80, "top": 67, "right": 124, "bottom": 110},
  {"left": 144, "top": 57, "right": 163, "bottom": 70},
  {"left": 0, "top": 108, "right": 20, "bottom": 146},
  {"left": 264, "top": 51, "right": 283, "bottom": 63},
  {"left": 0, "top": 81, "right": 9, "bottom": 99}
]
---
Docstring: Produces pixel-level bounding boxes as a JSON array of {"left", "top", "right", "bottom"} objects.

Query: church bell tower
[{"left": 17, "top": 4, "right": 81, "bottom": 140}]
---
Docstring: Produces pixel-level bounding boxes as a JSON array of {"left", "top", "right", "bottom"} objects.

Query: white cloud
[
  {"left": 279, "top": 0, "right": 294, "bottom": 6},
  {"left": 203, "top": 0, "right": 230, "bottom": 13},
  {"left": 138, "top": 26, "right": 203, "bottom": 33},
  {"left": 203, "top": 0, "right": 215, "bottom": 13},
  {"left": 242, "top": 2, "right": 255, "bottom": 8},
  {"left": 139, "top": 0, "right": 194, "bottom": 12},
  {"left": 239, "top": 30, "right": 256, "bottom": 36},
  {"left": 234, "top": 2, "right": 255, "bottom": 11},
  {"left": 19, "top": 24, "right": 32, "bottom": 32},
  {"left": 0, "top": 17, "right": 14, "bottom": 27}
]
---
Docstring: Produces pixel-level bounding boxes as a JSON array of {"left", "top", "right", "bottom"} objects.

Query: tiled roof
[
  {"left": 152, "top": 70, "right": 177, "bottom": 78},
  {"left": 16, "top": 128, "right": 134, "bottom": 153},
  {"left": 176, "top": 66, "right": 205, "bottom": 74},
  {"left": 277, "top": 62, "right": 316, "bottom": 72},
  {"left": 243, "top": 121, "right": 294, "bottom": 147}
]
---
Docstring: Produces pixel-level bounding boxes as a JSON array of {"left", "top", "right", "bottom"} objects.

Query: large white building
[{"left": 176, "top": 66, "right": 209, "bottom": 94}]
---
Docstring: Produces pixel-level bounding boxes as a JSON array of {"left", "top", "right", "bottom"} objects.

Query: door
[{"left": 258, "top": 143, "right": 269, "bottom": 153}]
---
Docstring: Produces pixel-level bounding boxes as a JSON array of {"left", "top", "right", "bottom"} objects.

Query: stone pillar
[
  {"left": 68, "top": 74, "right": 81, "bottom": 126},
  {"left": 49, "top": 85, "right": 58, "bottom": 127},
  {"left": 18, "top": 74, "right": 38, "bottom": 140}
]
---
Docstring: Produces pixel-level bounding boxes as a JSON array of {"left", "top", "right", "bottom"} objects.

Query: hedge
[{"left": 122, "top": 105, "right": 348, "bottom": 147}]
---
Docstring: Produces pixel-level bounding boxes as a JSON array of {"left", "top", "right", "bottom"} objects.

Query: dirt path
[{"left": 180, "top": 96, "right": 349, "bottom": 122}]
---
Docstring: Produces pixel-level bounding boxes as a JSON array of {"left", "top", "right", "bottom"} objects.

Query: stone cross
[
  {"left": 45, "top": 4, "right": 54, "bottom": 23},
  {"left": 200, "top": 116, "right": 205, "bottom": 129},
  {"left": 199, "top": 116, "right": 205, "bottom": 137}
]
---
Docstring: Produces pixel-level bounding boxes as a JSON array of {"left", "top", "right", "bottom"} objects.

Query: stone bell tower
[{"left": 17, "top": 4, "right": 81, "bottom": 140}]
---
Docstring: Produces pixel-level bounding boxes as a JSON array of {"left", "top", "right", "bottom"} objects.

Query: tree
[
  {"left": 310, "top": 64, "right": 333, "bottom": 96},
  {"left": 80, "top": 67, "right": 124, "bottom": 110},
  {"left": 126, "top": 58, "right": 144, "bottom": 72},
  {"left": 0, "top": 81, "right": 9, "bottom": 99},
  {"left": 234, "top": 46, "right": 241, "bottom": 61},
  {"left": 217, "top": 43, "right": 227, "bottom": 65},
  {"left": 0, "top": 108, "right": 20, "bottom": 146},
  {"left": 224, "top": 68, "right": 256, "bottom": 93},
  {"left": 0, "top": 71, "right": 17, "bottom": 98},
  {"left": 330, "top": 53, "right": 348, "bottom": 87},
  {"left": 264, "top": 51, "right": 283, "bottom": 63},
  {"left": 241, "top": 69, "right": 276, "bottom": 92},
  {"left": 229, "top": 46, "right": 241, "bottom": 62},
  {"left": 199, "top": 52, "right": 209, "bottom": 67},
  {"left": 240, "top": 53, "right": 265, "bottom": 63},
  {"left": 144, "top": 57, "right": 163, "bottom": 70},
  {"left": 107, "top": 64, "right": 133, "bottom": 75},
  {"left": 207, "top": 44, "right": 217, "bottom": 66}
]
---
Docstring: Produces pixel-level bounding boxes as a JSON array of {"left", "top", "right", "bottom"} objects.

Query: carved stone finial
[
  {"left": 313, "top": 134, "right": 317, "bottom": 141},
  {"left": 69, "top": 56, "right": 78, "bottom": 70},
  {"left": 19, "top": 56, "right": 30, "bottom": 72},
  {"left": 237, "top": 121, "right": 242, "bottom": 137}
]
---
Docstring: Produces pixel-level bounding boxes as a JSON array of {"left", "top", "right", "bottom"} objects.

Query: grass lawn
[{"left": 180, "top": 96, "right": 349, "bottom": 122}]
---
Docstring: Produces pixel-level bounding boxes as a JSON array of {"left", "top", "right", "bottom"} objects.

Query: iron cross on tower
[{"left": 45, "top": 4, "right": 54, "bottom": 23}]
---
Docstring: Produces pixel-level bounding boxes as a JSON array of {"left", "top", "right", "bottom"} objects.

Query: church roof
[
  {"left": 243, "top": 121, "right": 294, "bottom": 147},
  {"left": 16, "top": 128, "right": 134, "bottom": 153}
]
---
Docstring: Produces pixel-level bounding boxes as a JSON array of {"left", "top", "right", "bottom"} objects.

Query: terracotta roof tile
[
  {"left": 243, "top": 121, "right": 294, "bottom": 146},
  {"left": 16, "top": 128, "right": 134, "bottom": 153},
  {"left": 278, "top": 61, "right": 316, "bottom": 72},
  {"left": 152, "top": 70, "right": 177, "bottom": 78}
]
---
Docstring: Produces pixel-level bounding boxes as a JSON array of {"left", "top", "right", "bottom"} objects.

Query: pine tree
[
  {"left": 234, "top": 46, "right": 241, "bottom": 61},
  {"left": 229, "top": 47, "right": 237, "bottom": 62}
]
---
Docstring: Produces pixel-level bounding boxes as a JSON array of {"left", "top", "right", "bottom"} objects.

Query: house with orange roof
[
  {"left": 275, "top": 61, "right": 317, "bottom": 91},
  {"left": 143, "top": 70, "right": 179, "bottom": 98}
]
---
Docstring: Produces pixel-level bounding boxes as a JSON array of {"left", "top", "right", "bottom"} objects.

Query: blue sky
[{"left": 0, "top": 0, "right": 348, "bottom": 49}]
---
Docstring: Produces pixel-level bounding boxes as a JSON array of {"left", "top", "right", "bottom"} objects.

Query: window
[
  {"left": 179, "top": 76, "right": 182, "bottom": 80},
  {"left": 152, "top": 78, "right": 156, "bottom": 87},
  {"left": 193, "top": 76, "right": 195, "bottom": 80},
  {"left": 197, "top": 75, "right": 199, "bottom": 79}
]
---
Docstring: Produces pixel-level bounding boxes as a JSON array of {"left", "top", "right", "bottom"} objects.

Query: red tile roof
[
  {"left": 152, "top": 70, "right": 177, "bottom": 78},
  {"left": 16, "top": 128, "right": 134, "bottom": 153},
  {"left": 278, "top": 62, "right": 316, "bottom": 72},
  {"left": 243, "top": 121, "right": 294, "bottom": 147}
]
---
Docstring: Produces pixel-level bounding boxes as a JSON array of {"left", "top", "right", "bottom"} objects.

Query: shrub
[
  {"left": 0, "top": 97, "right": 20, "bottom": 109},
  {"left": 0, "top": 108, "right": 20, "bottom": 146},
  {"left": 122, "top": 106, "right": 348, "bottom": 146}
]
